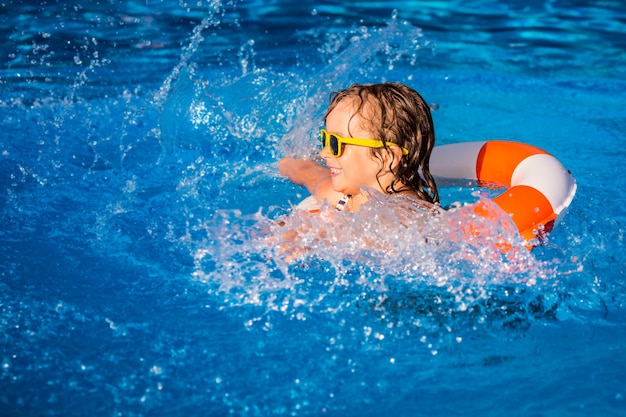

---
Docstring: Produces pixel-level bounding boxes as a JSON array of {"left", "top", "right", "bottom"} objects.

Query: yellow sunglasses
[{"left": 319, "top": 129, "right": 409, "bottom": 158}]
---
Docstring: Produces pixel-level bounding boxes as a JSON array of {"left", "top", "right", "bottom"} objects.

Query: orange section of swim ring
[
  {"left": 492, "top": 185, "right": 556, "bottom": 241},
  {"left": 476, "top": 141, "right": 548, "bottom": 186}
]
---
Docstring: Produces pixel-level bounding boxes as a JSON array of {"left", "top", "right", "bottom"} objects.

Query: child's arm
[
  {"left": 279, "top": 158, "right": 328, "bottom": 192},
  {"left": 279, "top": 157, "right": 341, "bottom": 205}
]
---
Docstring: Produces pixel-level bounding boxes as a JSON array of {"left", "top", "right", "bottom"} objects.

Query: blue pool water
[{"left": 2, "top": 0, "right": 626, "bottom": 415}]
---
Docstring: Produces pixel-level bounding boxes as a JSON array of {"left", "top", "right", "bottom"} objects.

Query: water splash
[
  {"left": 152, "top": 0, "right": 233, "bottom": 108},
  {"left": 190, "top": 189, "right": 563, "bottom": 354}
]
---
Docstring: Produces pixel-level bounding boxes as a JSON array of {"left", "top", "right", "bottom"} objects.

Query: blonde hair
[{"left": 326, "top": 82, "right": 439, "bottom": 204}]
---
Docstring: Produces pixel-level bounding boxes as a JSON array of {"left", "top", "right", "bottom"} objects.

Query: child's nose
[{"left": 320, "top": 142, "right": 331, "bottom": 159}]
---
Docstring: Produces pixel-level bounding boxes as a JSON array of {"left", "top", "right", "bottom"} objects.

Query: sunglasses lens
[{"left": 329, "top": 135, "right": 340, "bottom": 156}]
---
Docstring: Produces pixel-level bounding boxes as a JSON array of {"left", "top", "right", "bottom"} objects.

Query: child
[{"left": 279, "top": 82, "right": 439, "bottom": 213}]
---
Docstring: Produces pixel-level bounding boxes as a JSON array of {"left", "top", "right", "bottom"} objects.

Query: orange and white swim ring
[{"left": 430, "top": 140, "right": 577, "bottom": 247}]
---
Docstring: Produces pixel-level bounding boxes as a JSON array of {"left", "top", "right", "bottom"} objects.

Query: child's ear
[{"left": 382, "top": 146, "right": 405, "bottom": 171}]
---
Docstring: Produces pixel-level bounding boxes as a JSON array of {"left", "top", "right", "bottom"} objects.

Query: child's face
[{"left": 321, "top": 98, "right": 388, "bottom": 195}]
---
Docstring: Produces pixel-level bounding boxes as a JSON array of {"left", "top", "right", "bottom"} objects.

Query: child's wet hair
[{"left": 325, "top": 83, "right": 439, "bottom": 204}]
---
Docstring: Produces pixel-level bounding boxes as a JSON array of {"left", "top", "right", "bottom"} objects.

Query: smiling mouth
[{"left": 329, "top": 167, "right": 342, "bottom": 176}]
